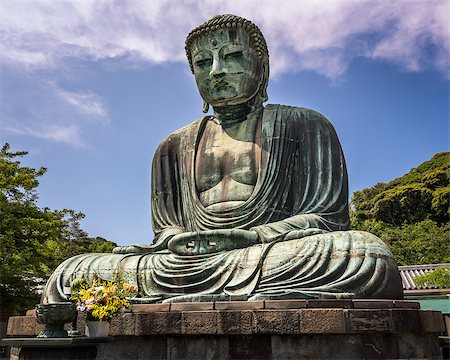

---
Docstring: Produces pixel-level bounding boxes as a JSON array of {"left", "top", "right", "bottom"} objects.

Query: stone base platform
[{"left": 5, "top": 300, "right": 446, "bottom": 359}]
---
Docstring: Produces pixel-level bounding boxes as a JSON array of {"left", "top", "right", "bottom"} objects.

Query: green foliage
[
  {"left": 357, "top": 219, "right": 450, "bottom": 265},
  {"left": 351, "top": 182, "right": 386, "bottom": 221},
  {"left": 0, "top": 144, "right": 117, "bottom": 313},
  {"left": 422, "top": 169, "right": 448, "bottom": 190},
  {"left": 371, "top": 184, "right": 433, "bottom": 226},
  {"left": 431, "top": 187, "right": 450, "bottom": 223},
  {"left": 352, "top": 152, "right": 449, "bottom": 226},
  {"left": 414, "top": 267, "right": 450, "bottom": 289},
  {"left": 351, "top": 152, "right": 450, "bottom": 266},
  {"left": 0, "top": 144, "right": 46, "bottom": 202}
]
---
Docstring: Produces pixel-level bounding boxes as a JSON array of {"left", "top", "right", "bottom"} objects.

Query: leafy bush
[
  {"left": 414, "top": 267, "right": 450, "bottom": 289},
  {"left": 351, "top": 152, "right": 450, "bottom": 265},
  {"left": 0, "top": 144, "right": 117, "bottom": 313},
  {"left": 371, "top": 184, "right": 432, "bottom": 226}
]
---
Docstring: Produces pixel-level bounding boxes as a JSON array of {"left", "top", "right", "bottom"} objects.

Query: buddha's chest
[{"left": 195, "top": 121, "right": 260, "bottom": 193}]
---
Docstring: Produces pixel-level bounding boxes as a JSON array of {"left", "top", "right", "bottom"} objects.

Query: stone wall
[{"left": 6, "top": 300, "right": 446, "bottom": 359}]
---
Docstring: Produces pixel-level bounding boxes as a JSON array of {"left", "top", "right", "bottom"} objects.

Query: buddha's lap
[
  {"left": 46, "top": 230, "right": 396, "bottom": 291},
  {"left": 260, "top": 230, "right": 394, "bottom": 272}
]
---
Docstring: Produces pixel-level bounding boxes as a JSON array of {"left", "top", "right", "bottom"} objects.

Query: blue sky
[{"left": 1, "top": 1, "right": 448, "bottom": 246}]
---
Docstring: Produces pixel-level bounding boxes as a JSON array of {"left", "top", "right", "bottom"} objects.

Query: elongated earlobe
[{"left": 202, "top": 100, "right": 209, "bottom": 113}]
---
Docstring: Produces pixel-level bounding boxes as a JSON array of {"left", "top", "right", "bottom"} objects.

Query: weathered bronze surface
[
  {"left": 35, "top": 303, "right": 77, "bottom": 338},
  {"left": 42, "top": 14, "right": 403, "bottom": 303}
]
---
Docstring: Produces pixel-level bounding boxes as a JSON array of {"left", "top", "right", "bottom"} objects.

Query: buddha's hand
[
  {"left": 112, "top": 244, "right": 155, "bottom": 254},
  {"left": 167, "top": 229, "right": 259, "bottom": 256}
]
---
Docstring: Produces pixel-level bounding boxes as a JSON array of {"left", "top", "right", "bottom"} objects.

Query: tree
[
  {"left": 351, "top": 152, "right": 450, "bottom": 266},
  {"left": 414, "top": 267, "right": 450, "bottom": 289},
  {"left": 0, "top": 144, "right": 116, "bottom": 313}
]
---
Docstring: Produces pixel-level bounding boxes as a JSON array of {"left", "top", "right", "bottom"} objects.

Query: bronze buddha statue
[{"left": 42, "top": 14, "right": 403, "bottom": 303}]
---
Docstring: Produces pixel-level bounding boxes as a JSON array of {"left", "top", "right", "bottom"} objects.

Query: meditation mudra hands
[
  {"left": 112, "top": 227, "right": 329, "bottom": 255},
  {"left": 168, "top": 229, "right": 259, "bottom": 255}
]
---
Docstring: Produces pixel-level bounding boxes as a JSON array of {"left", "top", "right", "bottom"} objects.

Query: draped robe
[{"left": 42, "top": 105, "right": 403, "bottom": 303}]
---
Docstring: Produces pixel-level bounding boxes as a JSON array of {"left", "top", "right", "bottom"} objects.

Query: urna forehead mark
[{"left": 191, "top": 29, "right": 251, "bottom": 57}]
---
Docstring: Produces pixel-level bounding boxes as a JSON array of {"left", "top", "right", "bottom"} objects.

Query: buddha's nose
[{"left": 210, "top": 58, "right": 228, "bottom": 78}]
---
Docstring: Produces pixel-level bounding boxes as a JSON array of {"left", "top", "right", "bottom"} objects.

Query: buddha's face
[{"left": 191, "top": 28, "right": 263, "bottom": 107}]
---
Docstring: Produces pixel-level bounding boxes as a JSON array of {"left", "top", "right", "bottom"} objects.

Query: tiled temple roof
[{"left": 398, "top": 263, "right": 450, "bottom": 290}]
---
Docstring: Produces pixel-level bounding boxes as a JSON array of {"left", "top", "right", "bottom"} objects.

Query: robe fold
[{"left": 42, "top": 104, "right": 403, "bottom": 303}]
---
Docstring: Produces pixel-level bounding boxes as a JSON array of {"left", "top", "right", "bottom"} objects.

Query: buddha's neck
[{"left": 212, "top": 102, "right": 262, "bottom": 128}]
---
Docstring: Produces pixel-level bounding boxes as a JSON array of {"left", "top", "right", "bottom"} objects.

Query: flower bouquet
[{"left": 70, "top": 276, "right": 136, "bottom": 336}]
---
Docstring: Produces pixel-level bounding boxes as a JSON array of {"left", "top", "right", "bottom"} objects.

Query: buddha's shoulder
[
  {"left": 265, "top": 104, "right": 330, "bottom": 124},
  {"left": 155, "top": 118, "right": 204, "bottom": 153}
]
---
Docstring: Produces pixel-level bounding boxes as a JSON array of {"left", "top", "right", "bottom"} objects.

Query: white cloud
[
  {"left": 1, "top": 0, "right": 448, "bottom": 146},
  {"left": 56, "top": 89, "right": 108, "bottom": 122},
  {"left": 0, "top": 0, "right": 448, "bottom": 78},
  {"left": 2, "top": 123, "right": 84, "bottom": 147}
]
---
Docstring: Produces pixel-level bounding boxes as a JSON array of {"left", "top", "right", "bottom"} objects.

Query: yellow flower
[{"left": 70, "top": 276, "right": 137, "bottom": 321}]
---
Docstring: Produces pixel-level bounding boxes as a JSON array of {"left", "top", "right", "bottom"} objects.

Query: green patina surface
[
  {"left": 42, "top": 14, "right": 403, "bottom": 304},
  {"left": 35, "top": 303, "right": 76, "bottom": 338}
]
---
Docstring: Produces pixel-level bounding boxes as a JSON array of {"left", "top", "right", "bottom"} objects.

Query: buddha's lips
[{"left": 211, "top": 80, "right": 229, "bottom": 90}]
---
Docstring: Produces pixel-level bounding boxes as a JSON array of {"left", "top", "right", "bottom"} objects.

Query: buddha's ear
[
  {"left": 202, "top": 100, "right": 210, "bottom": 113},
  {"left": 260, "top": 61, "right": 269, "bottom": 103}
]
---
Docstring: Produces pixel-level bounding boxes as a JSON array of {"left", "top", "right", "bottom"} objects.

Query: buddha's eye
[
  {"left": 195, "top": 58, "right": 212, "bottom": 68},
  {"left": 224, "top": 51, "right": 243, "bottom": 61}
]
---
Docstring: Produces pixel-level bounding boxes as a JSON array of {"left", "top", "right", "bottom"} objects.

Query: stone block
[
  {"left": 170, "top": 302, "right": 214, "bottom": 311},
  {"left": 352, "top": 299, "right": 394, "bottom": 309},
  {"left": 25, "top": 309, "right": 36, "bottom": 317},
  {"left": 7, "top": 316, "right": 38, "bottom": 336},
  {"left": 432, "top": 310, "right": 446, "bottom": 333},
  {"left": 264, "top": 300, "right": 307, "bottom": 309},
  {"left": 271, "top": 335, "right": 311, "bottom": 360},
  {"left": 109, "top": 313, "right": 135, "bottom": 336},
  {"left": 347, "top": 309, "right": 393, "bottom": 333},
  {"left": 18, "top": 346, "right": 97, "bottom": 360},
  {"left": 419, "top": 310, "right": 446, "bottom": 333},
  {"left": 168, "top": 336, "right": 229, "bottom": 360},
  {"left": 96, "top": 336, "right": 167, "bottom": 360},
  {"left": 307, "top": 299, "right": 353, "bottom": 308},
  {"left": 215, "top": 300, "right": 264, "bottom": 310},
  {"left": 300, "top": 309, "right": 346, "bottom": 334},
  {"left": 444, "top": 315, "right": 450, "bottom": 334},
  {"left": 392, "top": 309, "right": 421, "bottom": 333},
  {"left": 253, "top": 310, "right": 300, "bottom": 334},
  {"left": 229, "top": 335, "right": 272, "bottom": 360},
  {"left": 134, "top": 312, "right": 182, "bottom": 335},
  {"left": 393, "top": 300, "right": 420, "bottom": 309},
  {"left": 318, "top": 335, "right": 365, "bottom": 359},
  {"left": 132, "top": 303, "right": 170, "bottom": 312},
  {"left": 182, "top": 311, "right": 218, "bottom": 335},
  {"left": 217, "top": 310, "right": 253, "bottom": 335},
  {"left": 359, "top": 333, "right": 399, "bottom": 359},
  {"left": 271, "top": 334, "right": 398, "bottom": 360},
  {"left": 396, "top": 332, "right": 441, "bottom": 359}
]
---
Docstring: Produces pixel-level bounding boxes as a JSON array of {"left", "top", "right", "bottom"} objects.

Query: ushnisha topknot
[{"left": 185, "top": 14, "right": 269, "bottom": 73}]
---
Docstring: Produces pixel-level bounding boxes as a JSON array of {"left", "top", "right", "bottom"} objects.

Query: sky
[{"left": 1, "top": 0, "right": 449, "bottom": 246}]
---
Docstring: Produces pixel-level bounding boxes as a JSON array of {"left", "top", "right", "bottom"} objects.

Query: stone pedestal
[
  {"left": 5, "top": 300, "right": 445, "bottom": 359},
  {"left": 1, "top": 337, "right": 113, "bottom": 360}
]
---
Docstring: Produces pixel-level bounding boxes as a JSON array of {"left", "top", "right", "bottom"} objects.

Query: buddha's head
[{"left": 185, "top": 14, "right": 269, "bottom": 113}]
